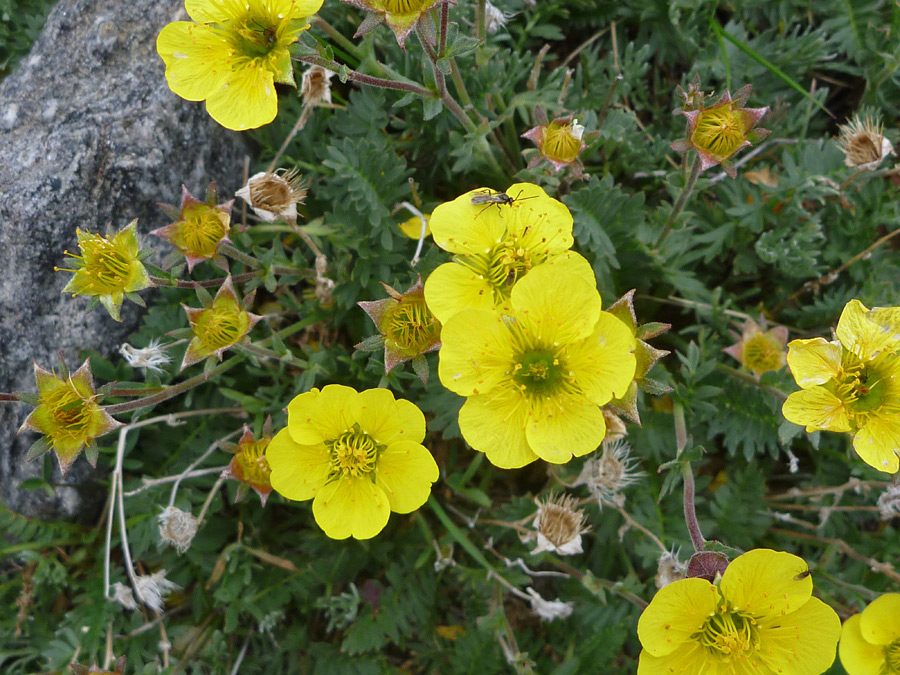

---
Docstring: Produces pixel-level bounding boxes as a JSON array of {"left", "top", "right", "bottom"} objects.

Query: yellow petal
[
  {"left": 288, "top": 385, "right": 359, "bottom": 445},
  {"left": 786, "top": 338, "right": 842, "bottom": 387},
  {"left": 755, "top": 597, "right": 841, "bottom": 675},
  {"left": 837, "top": 299, "right": 890, "bottom": 359},
  {"left": 156, "top": 22, "right": 231, "bottom": 101},
  {"left": 502, "top": 182, "right": 573, "bottom": 253},
  {"left": 782, "top": 387, "right": 851, "bottom": 432},
  {"left": 637, "top": 577, "right": 718, "bottom": 657},
  {"left": 457, "top": 390, "right": 539, "bottom": 468},
  {"left": 429, "top": 188, "right": 508, "bottom": 256},
  {"left": 266, "top": 428, "right": 330, "bottom": 501},
  {"left": 288, "top": 0, "right": 326, "bottom": 17},
  {"left": 424, "top": 262, "right": 496, "bottom": 325},
  {"left": 566, "top": 311, "right": 637, "bottom": 404},
  {"left": 375, "top": 440, "right": 439, "bottom": 513},
  {"left": 839, "top": 614, "right": 889, "bottom": 675},
  {"left": 356, "top": 388, "right": 425, "bottom": 445},
  {"left": 868, "top": 306, "right": 900, "bottom": 349},
  {"left": 525, "top": 393, "right": 606, "bottom": 464},
  {"left": 438, "top": 309, "right": 513, "bottom": 397},
  {"left": 858, "top": 593, "right": 900, "bottom": 645},
  {"left": 184, "top": 0, "right": 233, "bottom": 23},
  {"left": 853, "top": 416, "right": 900, "bottom": 473},
  {"left": 538, "top": 250, "right": 597, "bottom": 288},
  {"left": 719, "top": 549, "right": 813, "bottom": 619},
  {"left": 205, "top": 60, "right": 278, "bottom": 130},
  {"left": 312, "top": 477, "right": 390, "bottom": 540},
  {"left": 637, "top": 641, "right": 711, "bottom": 675},
  {"left": 510, "top": 264, "right": 601, "bottom": 345}
]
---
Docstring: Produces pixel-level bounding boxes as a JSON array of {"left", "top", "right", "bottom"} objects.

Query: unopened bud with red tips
[
  {"left": 56, "top": 220, "right": 152, "bottom": 322},
  {"left": 179, "top": 276, "right": 262, "bottom": 370},
  {"left": 153, "top": 184, "right": 233, "bottom": 272},
  {"left": 671, "top": 84, "right": 770, "bottom": 178},
  {"left": 356, "top": 275, "right": 441, "bottom": 384},
  {"left": 17, "top": 358, "right": 122, "bottom": 476},
  {"left": 521, "top": 110, "right": 587, "bottom": 174},
  {"left": 223, "top": 422, "right": 274, "bottom": 505},
  {"left": 723, "top": 317, "right": 788, "bottom": 376}
]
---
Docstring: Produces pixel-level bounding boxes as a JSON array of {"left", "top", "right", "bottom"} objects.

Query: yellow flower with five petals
[
  {"left": 266, "top": 385, "right": 439, "bottom": 540},
  {"left": 839, "top": 593, "right": 900, "bottom": 675},
  {"left": 156, "top": 0, "right": 323, "bottom": 131},
  {"left": 782, "top": 299, "right": 900, "bottom": 474},
  {"left": 637, "top": 549, "right": 841, "bottom": 675},
  {"left": 438, "top": 264, "right": 635, "bottom": 468}
]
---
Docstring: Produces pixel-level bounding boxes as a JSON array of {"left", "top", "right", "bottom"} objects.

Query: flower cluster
[
  {"left": 267, "top": 385, "right": 439, "bottom": 539},
  {"left": 783, "top": 299, "right": 900, "bottom": 474}
]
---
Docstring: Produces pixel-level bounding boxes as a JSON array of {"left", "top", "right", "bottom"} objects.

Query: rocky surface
[{"left": 0, "top": 0, "right": 247, "bottom": 522}]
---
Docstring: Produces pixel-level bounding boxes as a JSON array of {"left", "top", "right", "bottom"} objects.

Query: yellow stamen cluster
[
  {"left": 384, "top": 295, "right": 440, "bottom": 354},
  {"left": 57, "top": 230, "right": 134, "bottom": 296},
  {"left": 542, "top": 122, "right": 583, "bottom": 163},
  {"left": 695, "top": 607, "right": 760, "bottom": 658},
  {"left": 194, "top": 309, "right": 246, "bottom": 351},
  {"left": 179, "top": 208, "right": 228, "bottom": 259},
  {"left": 235, "top": 439, "right": 272, "bottom": 486},
  {"left": 886, "top": 641, "right": 900, "bottom": 673},
  {"left": 378, "top": 0, "right": 429, "bottom": 12},
  {"left": 41, "top": 385, "right": 95, "bottom": 448},
  {"left": 328, "top": 428, "right": 379, "bottom": 480},
  {"left": 742, "top": 333, "right": 785, "bottom": 374},
  {"left": 692, "top": 104, "right": 746, "bottom": 160}
]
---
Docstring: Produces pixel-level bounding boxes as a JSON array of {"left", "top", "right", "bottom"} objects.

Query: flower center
[
  {"left": 235, "top": 16, "right": 281, "bottom": 58},
  {"left": 542, "top": 123, "right": 582, "bottom": 163},
  {"left": 378, "top": 0, "right": 430, "bottom": 15},
  {"left": 328, "top": 429, "right": 379, "bottom": 480},
  {"left": 63, "top": 234, "right": 134, "bottom": 294},
  {"left": 385, "top": 296, "right": 441, "bottom": 354},
  {"left": 237, "top": 439, "right": 272, "bottom": 485},
  {"left": 742, "top": 334, "right": 783, "bottom": 374},
  {"left": 831, "top": 350, "right": 896, "bottom": 423},
  {"left": 180, "top": 208, "right": 227, "bottom": 258},
  {"left": 695, "top": 610, "right": 759, "bottom": 659},
  {"left": 513, "top": 349, "right": 564, "bottom": 394},
  {"left": 42, "top": 386, "right": 93, "bottom": 445},
  {"left": 692, "top": 104, "right": 745, "bottom": 159},
  {"left": 485, "top": 239, "right": 535, "bottom": 293},
  {"left": 195, "top": 308, "right": 245, "bottom": 350},
  {"left": 885, "top": 640, "right": 900, "bottom": 675}
]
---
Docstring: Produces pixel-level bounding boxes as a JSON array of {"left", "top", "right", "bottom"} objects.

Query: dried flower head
[
  {"left": 723, "top": 317, "right": 788, "bottom": 376},
  {"left": 525, "top": 588, "right": 573, "bottom": 622},
  {"left": 119, "top": 338, "right": 172, "bottom": 374},
  {"left": 521, "top": 113, "right": 587, "bottom": 173},
  {"left": 529, "top": 493, "right": 589, "bottom": 556},
  {"left": 877, "top": 484, "right": 900, "bottom": 521},
  {"left": 342, "top": 0, "right": 443, "bottom": 48},
  {"left": 56, "top": 220, "right": 152, "bottom": 322},
  {"left": 133, "top": 570, "right": 180, "bottom": 612},
  {"left": 18, "top": 359, "right": 121, "bottom": 476},
  {"left": 235, "top": 169, "right": 307, "bottom": 224},
  {"left": 572, "top": 437, "right": 643, "bottom": 506},
  {"left": 484, "top": 1, "right": 514, "bottom": 33},
  {"left": 158, "top": 506, "right": 200, "bottom": 554},
  {"left": 836, "top": 112, "right": 894, "bottom": 170},
  {"left": 153, "top": 184, "right": 233, "bottom": 271},
  {"left": 654, "top": 549, "right": 687, "bottom": 589},
  {"left": 301, "top": 65, "right": 335, "bottom": 106},
  {"left": 357, "top": 276, "right": 441, "bottom": 383},
  {"left": 672, "top": 85, "right": 770, "bottom": 178},
  {"left": 181, "top": 276, "right": 262, "bottom": 370},
  {"left": 71, "top": 656, "right": 127, "bottom": 675},
  {"left": 224, "top": 425, "right": 274, "bottom": 505}
]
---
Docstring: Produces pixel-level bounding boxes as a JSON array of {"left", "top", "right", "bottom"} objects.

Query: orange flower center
[
  {"left": 694, "top": 609, "right": 759, "bottom": 659},
  {"left": 328, "top": 429, "right": 378, "bottom": 480}
]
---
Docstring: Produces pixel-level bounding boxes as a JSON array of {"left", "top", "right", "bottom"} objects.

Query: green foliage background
[{"left": 2, "top": 0, "right": 900, "bottom": 673}]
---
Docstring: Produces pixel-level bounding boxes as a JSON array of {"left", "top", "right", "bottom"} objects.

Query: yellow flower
[
  {"left": 521, "top": 113, "right": 587, "bottom": 173},
  {"left": 723, "top": 318, "right": 788, "bottom": 376},
  {"left": 839, "top": 593, "right": 900, "bottom": 675},
  {"left": 152, "top": 184, "right": 233, "bottom": 271},
  {"left": 438, "top": 264, "right": 636, "bottom": 468},
  {"left": 266, "top": 385, "right": 440, "bottom": 539},
  {"left": 18, "top": 360, "right": 122, "bottom": 476},
  {"left": 224, "top": 424, "right": 274, "bottom": 505},
  {"left": 156, "top": 0, "right": 324, "bottom": 131},
  {"left": 398, "top": 213, "right": 431, "bottom": 239},
  {"left": 56, "top": 220, "right": 152, "bottom": 322},
  {"left": 181, "top": 276, "right": 262, "bottom": 369},
  {"left": 423, "top": 182, "right": 591, "bottom": 324},
  {"left": 637, "top": 549, "right": 841, "bottom": 675},
  {"left": 782, "top": 299, "right": 900, "bottom": 474}
]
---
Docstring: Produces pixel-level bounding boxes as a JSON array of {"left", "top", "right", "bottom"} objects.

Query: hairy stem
[
  {"left": 674, "top": 402, "right": 705, "bottom": 551},
  {"left": 658, "top": 157, "right": 702, "bottom": 246}
]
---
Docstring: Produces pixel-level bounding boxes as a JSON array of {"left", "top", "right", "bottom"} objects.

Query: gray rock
[{"left": 0, "top": 0, "right": 247, "bottom": 522}]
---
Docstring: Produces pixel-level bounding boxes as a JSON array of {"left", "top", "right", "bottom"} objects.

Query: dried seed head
[
  {"left": 119, "top": 338, "right": 172, "bottom": 374},
  {"left": 837, "top": 113, "right": 894, "bottom": 170},
  {"left": 158, "top": 506, "right": 200, "bottom": 554},
  {"left": 654, "top": 550, "right": 687, "bottom": 589},
  {"left": 525, "top": 587, "right": 573, "bottom": 622},
  {"left": 572, "top": 437, "right": 643, "bottom": 506},
  {"left": 878, "top": 484, "right": 900, "bottom": 521},
  {"left": 530, "top": 493, "right": 589, "bottom": 556},
  {"left": 133, "top": 570, "right": 180, "bottom": 612},
  {"left": 483, "top": 1, "right": 514, "bottom": 33},
  {"left": 110, "top": 582, "right": 137, "bottom": 610},
  {"left": 235, "top": 169, "right": 307, "bottom": 224},
  {"left": 301, "top": 65, "right": 335, "bottom": 106}
]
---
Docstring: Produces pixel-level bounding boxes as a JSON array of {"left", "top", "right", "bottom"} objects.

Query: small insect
[
  {"left": 794, "top": 569, "right": 811, "bottom": 581},
  {"left": 470, "top": 189, "right": 536, "bottom": 217}
]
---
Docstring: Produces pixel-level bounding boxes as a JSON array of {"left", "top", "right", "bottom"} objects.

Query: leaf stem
[
  {"left": 674, "top": 402, "right": 705, "bottom": 552},
  {"left": 658, "top": 157, "right": 702, "bottom": 246}
]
